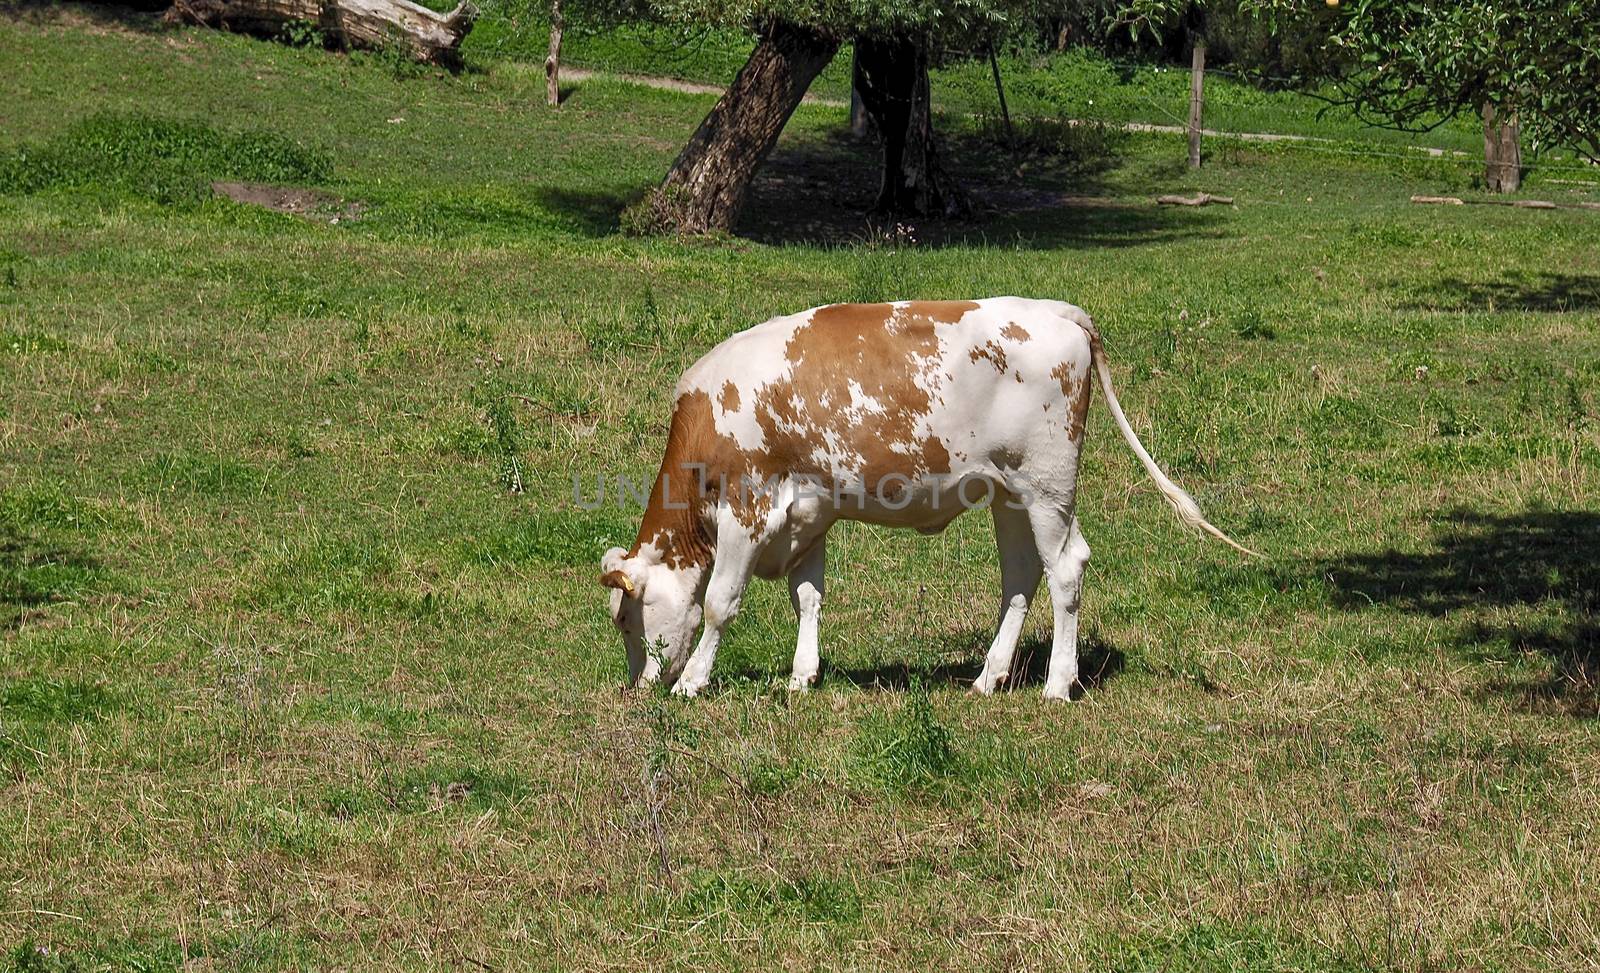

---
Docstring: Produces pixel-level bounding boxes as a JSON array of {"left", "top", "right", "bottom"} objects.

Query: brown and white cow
[{"left": 600, "top": 297, "right": 1255, "bottom": 700}]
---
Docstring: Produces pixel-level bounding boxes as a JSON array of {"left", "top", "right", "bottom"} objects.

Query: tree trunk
[
  {"left": 651, "top": 21, "right": 839, "bottom": 234},
  {"left": 544, "top": 0, "right": 562, "bottom": 106},
  {"left": 165, "top": 0, "right": 476, "bottom": 64},
  {"left": 854, "top": 34, "right": 968, "bottom": 218},
  {"left": 1483, "top": 101, "right": 1523, "bottom": 193},
  {"left": 849, "top": 47, "right": 873, "bottom": 139},
  {"left": 1187, "top": 39, "right": 1206, "bottom": 169}
]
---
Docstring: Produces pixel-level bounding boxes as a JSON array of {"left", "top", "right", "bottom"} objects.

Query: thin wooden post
[
  {"left": 544, "top": 0, "right": 563, "bottom": 107},
  {"left": 988, "top": 48, "right": 1013, "bottom": 144},
  {"left": 1187, "top": 39, "right": 1206, "bottom": 169}
]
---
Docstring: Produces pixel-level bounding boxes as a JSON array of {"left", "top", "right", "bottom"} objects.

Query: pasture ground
[{"left": 2, "top": 7, "right": 1599, "bottom": 971}]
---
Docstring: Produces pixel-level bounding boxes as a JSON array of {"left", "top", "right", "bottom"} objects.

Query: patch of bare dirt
[{"left": 211, "top": 181, "right": 365, "bottom": 224}]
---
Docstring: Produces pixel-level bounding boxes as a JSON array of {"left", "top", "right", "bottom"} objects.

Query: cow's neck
[{"left": 630, "top": 454, "right": 715, "bottom": 571}]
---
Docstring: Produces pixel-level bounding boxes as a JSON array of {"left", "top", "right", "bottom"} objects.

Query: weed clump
[
  {"left": 471, "top": 381, "right": 524, "bottom": 493},
  {"left": 853, "top": 682, "right": 957, "bottom": 791}
]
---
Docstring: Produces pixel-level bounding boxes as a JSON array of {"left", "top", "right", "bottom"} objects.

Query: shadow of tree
[
  {"left": 1401, "top": 273, "right": 1600, "bottom": 313},
  {"left": 529, "top": 186, "right": 639, "bottom": 236},
  {"left": 525, "top": 112, "right": 1227, "bottom": 249},
  {"left": 4, "top": 0, "right": 170, "bottom": 32},
  {"left": 1322, "top": 509, "right": 1599, "bottom": 717},
  {"left": 1, "top": 527, "right": 99, "bottom": 630},
  {"left": 736, "top": 123, "right": 1226, "bottom": 249}
]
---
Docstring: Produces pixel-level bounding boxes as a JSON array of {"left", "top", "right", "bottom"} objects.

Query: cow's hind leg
[
  {"left": 786, "top": 540, "right": 826, "bottom": 691},
  {"left": 1029, "top": 511, "right": 1092, "bottom": 701},
  {"left": 973, "top": 502, "right": 1042, "bottom": 695}
]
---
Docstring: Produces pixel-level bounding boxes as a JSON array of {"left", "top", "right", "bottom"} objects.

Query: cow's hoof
[
  {"left": 670, "top": 679, "right": 705, "bottom": 698},
  {"left": 1041, "top": 685, "right": 1075, "bottom": 702},
  {"left": 786, "top": 674, "right": 816, "bottom": 692},
  {"left": 970, "top": 671, "right": 1005, "bottom": 695}
]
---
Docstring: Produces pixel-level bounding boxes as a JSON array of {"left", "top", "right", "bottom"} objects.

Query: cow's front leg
[
  {"left": 670, "top": 525, "right": 760, "bottom": 698},
  {"left": 786, "top": 541, "right": 826, "bottom": 691}
]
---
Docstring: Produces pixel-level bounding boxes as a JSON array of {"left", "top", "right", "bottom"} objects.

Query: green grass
[{"left": 2, "top": 5, "right": 1599, "bottom": 971}]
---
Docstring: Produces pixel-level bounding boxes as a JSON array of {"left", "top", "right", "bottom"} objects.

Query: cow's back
[{"left": 672, "top": 298, "right": 1094, "bottom": 518}]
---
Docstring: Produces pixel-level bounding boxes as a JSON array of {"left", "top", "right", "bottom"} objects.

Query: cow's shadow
[
  {"left": 1321, "top": 508, "right": 1599, "bottom": 717},
  {"left": 733, "top": 630, "right": 1127, "bottom": 697}
]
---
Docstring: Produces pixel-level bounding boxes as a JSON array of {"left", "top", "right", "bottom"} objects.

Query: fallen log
[
  {"left": 166, "top": 0, "right": 476, "bottom": 65},
  {"left": 1486, "top": 198, "right": 1557, "bottom": 209},
  {"left": 1413, "top": 194, "right": 1565, "bottom": 210},
  {"left": 1157, "top": 193, "right": 1234, "bottom": 206}
]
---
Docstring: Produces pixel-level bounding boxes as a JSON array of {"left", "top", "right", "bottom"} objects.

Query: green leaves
[{"left": 1255, "top": 0, "right": 1600, "bottom": 159}]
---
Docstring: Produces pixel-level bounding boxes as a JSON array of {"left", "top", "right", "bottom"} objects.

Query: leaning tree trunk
[
  {"left": 853, "top": 34, "right": 967, "bottom": 218},
  {"left": 1483, "top": 101, "right": 1523, "bottom": 193},
  {"left": 165, "top": 0, "right": 476, "bottom": 65},
  {"left": 649, "top": 21, "right": 839, "bottom": 234}
]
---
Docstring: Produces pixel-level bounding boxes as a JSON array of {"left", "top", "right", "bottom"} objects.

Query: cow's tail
[{"left": 1069, "top": 310, "right": 1261, "bottom": 558}]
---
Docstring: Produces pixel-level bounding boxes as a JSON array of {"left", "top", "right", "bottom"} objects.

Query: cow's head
[{"left": 600, "top": 546, "right": 703, "bottom": 687}]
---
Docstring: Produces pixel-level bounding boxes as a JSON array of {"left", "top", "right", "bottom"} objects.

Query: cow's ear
[
  {"left": 600, "top": 569, "right": 639, "bottom": 598},
  {"left": 599, "top": 547, "right": 639, "bottom": 597}
]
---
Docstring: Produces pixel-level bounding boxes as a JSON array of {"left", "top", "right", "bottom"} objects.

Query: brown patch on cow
[
  {"left": 919, "top": 434, "right": 951, "bottom": 474},
  {"left": 631, "top": 302, "right": 975, "bottom": 564},
  {"left": 906, "top": 300, "right": 981, "bottom": 324},
  {"left": 1049, "top": 362, "right": 1077, "bottom": 399},
  {"left": 1014, "top": 371, "right": 1023, "bottom": 383},
  {"left": 1051, "top": 362, "right": 1093, "bottom": 442},
  {"left": 1000, "top": 322, "right": 1031, "bottom": 342},
  {"left": 755, "top": 303, "right": 958, "bottom": 492},
  {"left": 969, "top": 339, "right": 1007, "bottom": 373},
  {"left": 718, "top": 380, "right": 740, "bottom": 413},
  {"left": 630, "top": 391, "right": 722, "bottom": 568}
]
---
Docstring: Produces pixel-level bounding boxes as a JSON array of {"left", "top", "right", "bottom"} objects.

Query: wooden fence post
[
  {"left": 545, "top": 0, "right": 563, "bottom": 107},
  {"left": 988, "top": 48, "right": 1013, "bottom": 144},
  {"left": 1187, "top": 39, "right": 1206, "bottom": 169}
]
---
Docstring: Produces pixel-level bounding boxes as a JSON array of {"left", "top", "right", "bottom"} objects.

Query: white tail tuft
[{"left": 1068, "top": 311, "right": 1261, "bottom": 558}]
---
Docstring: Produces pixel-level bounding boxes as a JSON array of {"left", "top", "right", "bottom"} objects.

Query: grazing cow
[{"left": 600, "top": 297, "right": 1255, "bottom": 699}]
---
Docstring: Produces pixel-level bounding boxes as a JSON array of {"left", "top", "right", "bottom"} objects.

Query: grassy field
[{"left": 3, "top": 5, "right": 1600, "bottom": 971}]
